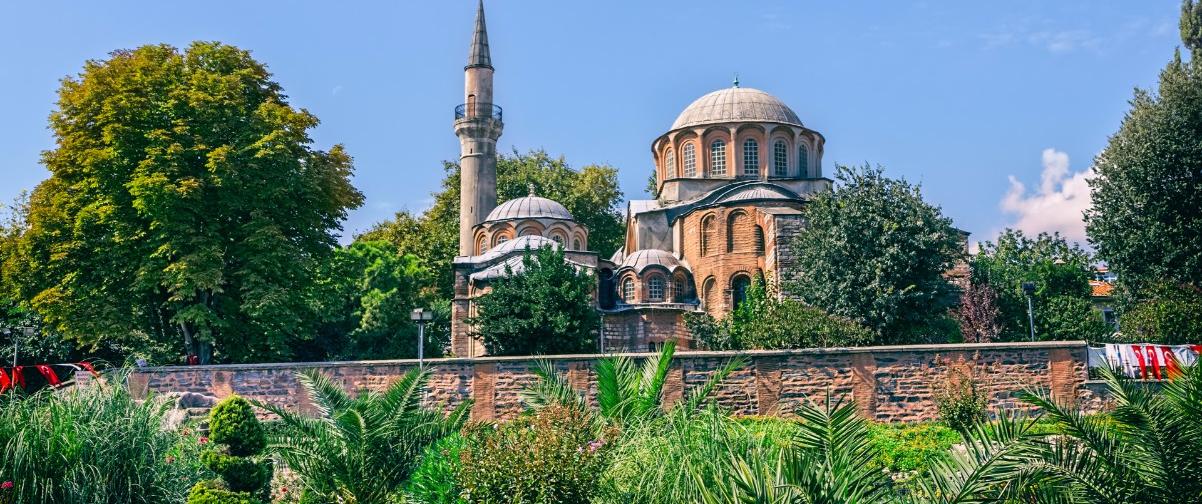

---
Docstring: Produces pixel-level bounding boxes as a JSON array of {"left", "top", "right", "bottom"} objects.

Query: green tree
[
  {"left": 469, "top": 246, "right": 598, "bottom": 356},
  {"left": 361, "top": 149, "right": 624, "bottom": 299},
  {"left": 971, "top": 230, "right": 1110, "bottom": 342},
  {"left": 305, "top": 240, "right": 442, "bottom": 361},
  {"left": 687, "top": 279, "right": 872, "bottom": 350},
  {"left": 785, "top": 164, "right": 964, "bottom": 344},
  {"left": 1116, "top": 281, "right": 1202, "bottom": 344},
  {"left": 1085, "top": 1, "right": 1202, "bottom": 294},
  {"left": 14, "top": 43, "right": 362, "bottom": 364}
]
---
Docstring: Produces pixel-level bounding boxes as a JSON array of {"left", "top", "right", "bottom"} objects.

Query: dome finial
[
  {"left": 527, "top": 183, "right": 536, "bottom": 196},
  {"left": 732, "top": 73, "right": 740, "bottom": 88}
]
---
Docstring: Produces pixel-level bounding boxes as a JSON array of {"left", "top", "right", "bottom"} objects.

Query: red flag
[
  {"left": 35, "top": 365, "right": 61, "bottom": 387},
  {"left": 0, "top": 369, "right": 9, "bottom": 393},
  {"left": 11, "top": 367, "right": 25, "bottom": 391},
  {"left": 78, "top": 361, "right": 99, "bottom": 377},
  {"left": 1132, "top": 345, "right": 1148, "bottom": 379}
]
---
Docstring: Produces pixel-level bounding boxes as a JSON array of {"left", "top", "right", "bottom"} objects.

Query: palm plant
[
  {"left": 255, "top": 368, "right": 469, "bottom": 504},
  {"left": 521, "top": 340, "right": 744, "bottom": 426},
  {"left": 1012, "top": 363, "right": 1202, "bottom": 503},
  {"left": 697, "top": 396, "right": 896, "bottom": 504}
]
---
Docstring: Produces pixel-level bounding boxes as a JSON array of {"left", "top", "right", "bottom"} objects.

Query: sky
[{"left": 0, "top": 1, "right": 1184, "bottom": 248}]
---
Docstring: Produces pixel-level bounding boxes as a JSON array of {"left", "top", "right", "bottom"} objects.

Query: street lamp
[
  {"left": 410, "top": 308, "right": 435, "bottom": 368},
  {"left": 1021, "top": 282, "right": 1037, "bottom": 342},
  {"left": 2, "top": 326, "right": 34, "bottom": 367}
]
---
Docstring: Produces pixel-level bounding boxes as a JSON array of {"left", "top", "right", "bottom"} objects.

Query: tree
[
  {"left": 1116, "top": 281, "right": 1202, "bottom": 344},
  {"left": 1085, "top": 0, "right": 1202, "bottom": 295},
  {"left": 469, "top": 246, "right": 598, "bottom": 356},
  {"left": 361, "top": 149, "right": 624, "bottom": 299},
  {"left": 785, "top": 164, "right": 964, "bottom": 344},
  {"left": 686, "top": 279, "right": 872, "bottom": 350},
  {"left": 971, "top": 230, "right": 1110, "bottom": 342},
  {"left": 953, "top": 282, "right": 1002, "bottom": 343},
  {"left": 305, "top": 240, "right": 443, "bottom": 361},
  {"left": 13, "top": 43, "right": 362, "bottom": 364}
]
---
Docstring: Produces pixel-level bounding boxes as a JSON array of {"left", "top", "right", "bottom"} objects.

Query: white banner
[{"left": 1092, "top": 343, "right": 1202, "bottom": 380}]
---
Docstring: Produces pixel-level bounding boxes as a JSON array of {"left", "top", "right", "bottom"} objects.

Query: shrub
[
  {"left": 0, "top": 373, "right": 209, "bottom": 503},
  {"left": 867, "top": 422, "right": 959, "bottom": 475},
  {"left": 405, "top": 434, "right": 468, "bottom": 504},
  {"left": 1117, "top": 282, "right": 1202, "bottom": 345},
  {"left": 189, "top": 395, "right": 272, "bottom": 503},
  {"left": 458, "top": 405, "right": 611, "bottom": 504},
  {"left": 933, "top": 366, "right": 989, "bottom": 433},
  {"left": 689, "top": 279, "right": 872, "bottom": 350}
]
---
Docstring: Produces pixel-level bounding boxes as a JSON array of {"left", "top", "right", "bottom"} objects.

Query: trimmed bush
[
  {"left": 188, "top": 395, "right": 272, "bottom": 504},
  {"left": 933, "top": 366, "right": 988, "bottom": 433}
]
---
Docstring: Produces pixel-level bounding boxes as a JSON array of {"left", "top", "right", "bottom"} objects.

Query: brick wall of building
[{"left": 115, "top": 341, "right": 1092, "bottom": 423}]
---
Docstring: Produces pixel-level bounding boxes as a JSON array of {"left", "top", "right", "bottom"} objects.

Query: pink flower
[
  {"left": 1, "top": 481, "right": 12, "bottom": 489},
  {"left": 198, "top": 436, "right": 209, "bottom": 445}
]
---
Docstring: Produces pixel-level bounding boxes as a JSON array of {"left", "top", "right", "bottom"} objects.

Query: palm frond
[
  {"left": 637, "top": 341, "right": 677, "bottom": 415},
  {"left": 520, "top": 359, "right": 586, "bottom": 412},
  {"left": 296, "top": 368, "right": 353, "bottom": 418}
]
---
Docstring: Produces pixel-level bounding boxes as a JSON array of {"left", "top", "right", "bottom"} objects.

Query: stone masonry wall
[{"left": 117, "top": 341, "right": 1090, "bottom": 424}]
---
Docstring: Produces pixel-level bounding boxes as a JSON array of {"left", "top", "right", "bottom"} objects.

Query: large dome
[
  {"left": 484, "top": 195, "right": 573, "bottom": 222},
  {"left": 671, "top": 87, "right": 802, "bottom": 130}
]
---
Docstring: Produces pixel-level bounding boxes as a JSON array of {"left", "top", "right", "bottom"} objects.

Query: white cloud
[
  {"left": 999, "top": 148, "right": 1094, "bottom": 244},
  {"left": 332, "top": 85, "right": 344, "bottom": 96}
]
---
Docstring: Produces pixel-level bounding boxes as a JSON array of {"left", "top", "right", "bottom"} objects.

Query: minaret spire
[
  {"left": 455, "top": 0, "right": 503, "bottom": 256},
  {"left": 467, "top": 0, "right": 492, "bottom": 69}
]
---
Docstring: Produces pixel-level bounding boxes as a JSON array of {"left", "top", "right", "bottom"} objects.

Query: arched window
[
  {"left": 798, "top": 143, "right": 809, "bottom": 177},
  {"left": 648, "top": 276, "right": 665, "bottom": 302},
  {"left": 701, "top": 214, "right": 717, "bottom": 256},
  {"left": 683, "top": 143, "right": 696, "bottom": 177},
  {"left": 622, "top": 277, "right": 635, "bottom": 302},
  {"left": 476, "top": 236, "right": 488, "bottom": 255},
  {"left": 702, "top": 277, "right": 717, "bottom": 310},
  {"left": 550, "top": 234, "right": 565, "bottom": 246},
  {"left": 742, "top": 138, "right": 759, "bottom": 176},
  {"left": 727, "top": 211, "right": 751, "bottom": 252},
  {"left": 774, "top": 140, "right": 788, "bottom": 177},
  {"left": 572, "top": 238, "right": 581, "bottom": 250},
  {"left": 494, "top": 234, "right": 510, "bottom": 247},
  {"left": 673, "top": 275, "right": 686, "bottom": 302},
  {"left": 731, "top": 274, "right": 752, "bottom": 309},
  {"left": 754, "top": 225, "right": 765, "bottom": 255},
  {"left": 710, "top": 139, "right": 727, "bottom": 176},
  {"left": 665, "top": 149, "right": 676, "bottom": 178}
]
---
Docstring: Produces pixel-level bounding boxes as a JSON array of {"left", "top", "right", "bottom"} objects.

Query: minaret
[{"left": 455, "top": 0, "right": 503, "bottom": 256}]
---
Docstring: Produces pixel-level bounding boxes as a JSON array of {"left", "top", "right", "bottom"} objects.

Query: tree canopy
[
  {"left": 11, "top": 42, "right": 363, "bottom": 363},
  {"left": 970, "top": 230, "right": 1110, "bottom": 342},
  {"left": 469, "top": 246, "right": 598, "bottom": 356},
  {"left": 1085, "top": 0, "right": 1202, "bottom": 295},
  {"left": 785, "top": 164, "right": 964, "bottom": 344},
  {"left": 686, "top": 279, "right": 872, "bottom": 350},
  {"left": 361, "top": 149, "right": 624, "bottom": 300}
]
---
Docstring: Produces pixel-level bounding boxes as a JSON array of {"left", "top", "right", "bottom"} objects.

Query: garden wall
[{"left": 113, "top": 341, "right": 1092, "bottom": 423}]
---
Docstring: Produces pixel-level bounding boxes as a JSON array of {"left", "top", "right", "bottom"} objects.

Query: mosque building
[{"left": 449, "top": 2, "right": 832, "bottom": 356}]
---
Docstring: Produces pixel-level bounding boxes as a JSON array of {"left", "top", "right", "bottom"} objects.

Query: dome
[
  {"left": 485, "top": 195, "right": 573, "bottom": 222},
  {"left": 619, "top": 249, "right": 684, "bottom": 272},
  {"left": 671, "top": 87, "right": 802, "bottom": 130}
]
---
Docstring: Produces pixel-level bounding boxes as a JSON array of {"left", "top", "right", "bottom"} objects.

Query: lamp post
[
  {"left": 1021, "top": 281, "right": 1036, "bottom": 342},
  {"left": 410, "top": 308, "right": 434, "bottom": 368}
]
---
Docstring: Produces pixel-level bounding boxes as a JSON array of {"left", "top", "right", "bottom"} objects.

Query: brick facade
[{"left": 114, "top": 341, "right": 1094, "bottom": 423}]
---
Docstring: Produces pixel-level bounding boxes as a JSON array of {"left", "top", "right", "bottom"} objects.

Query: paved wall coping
[{"left": 130, "top": 340, "right": 1089, "bottom": 374}]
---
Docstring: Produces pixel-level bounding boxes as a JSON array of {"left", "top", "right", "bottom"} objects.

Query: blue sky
[{"left": 0, "top": 1, "right": 1183, "bottom": 247}]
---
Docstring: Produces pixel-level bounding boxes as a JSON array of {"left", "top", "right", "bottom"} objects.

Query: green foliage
[
  {"left": 186, "top": 481, "right": 260, "bottom": 504},
  {"left": 193, "top": 395, "right": 271, "bottom": 503},
  {"left": 405, "top": 434, "right": 469, "bottom": 504},
  {"left": 933, "top": 367, "right": 989, "bottom": 433},
  {"left": 786, "top": 164, "right": 964, "bottom": 344},
  {"left": 866, "top": 422, "right": 959, "bottom": 475},
  {"left": 308, "top": 240, "right": 441, "bottom": 360},
  {"left": 1117, "top": 281, "right": 1202, "bottom": 344},
  {"left": 470, "top": 246, "right": 599, "bottom": 356},
  {"left": 457, "top": 405, "right": 611, "bottom": 504},
  {"left": 522, "top": 341, "right": 743, "bottom": 427},
  {"left": 361, "top": 149, "right": 625, "bottom": 300},
  {"left": 256, "top": 368, "right": 469, "bottom": 504},
  {"left": 1086, "top": 2, "right": 1202, "bottom": 296},
  {"left": 690, "top": 279, "right": 873, "bottom": 350},
  {"left": 0, "top": 374, "right": 210, "bottom": 503},
  {"left": 207, "top": 396, "right": 266, "bottom": 457},
  {"left": 971, "top": 229, "right": 1109, "bottom": 342},
  {"left": 12, "top": 42, "right": 363, "bottom": 364}
]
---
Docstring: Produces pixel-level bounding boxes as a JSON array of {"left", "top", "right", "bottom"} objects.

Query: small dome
[
  {"left": 620, "top": 249, "right": 684, "bottom": 272},
  {"left": 671, "top": 87, "right": 802, "bottom": 130},
  {"left": 485, "top": 195, "right": 573, "bottom": 222}
]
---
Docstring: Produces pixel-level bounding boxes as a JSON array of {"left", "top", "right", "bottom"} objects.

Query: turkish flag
[{"left": 35, "top": 365, "right": 61, "bottom": 387}]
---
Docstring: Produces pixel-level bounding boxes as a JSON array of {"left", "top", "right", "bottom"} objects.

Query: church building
[{"left": 449, "top": 2, "right": 830, "bottom": 356}]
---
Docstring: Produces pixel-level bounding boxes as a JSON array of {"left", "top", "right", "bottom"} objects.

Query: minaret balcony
[{"left": 455, "top": 103, "right": 503, "bottom": 122}]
